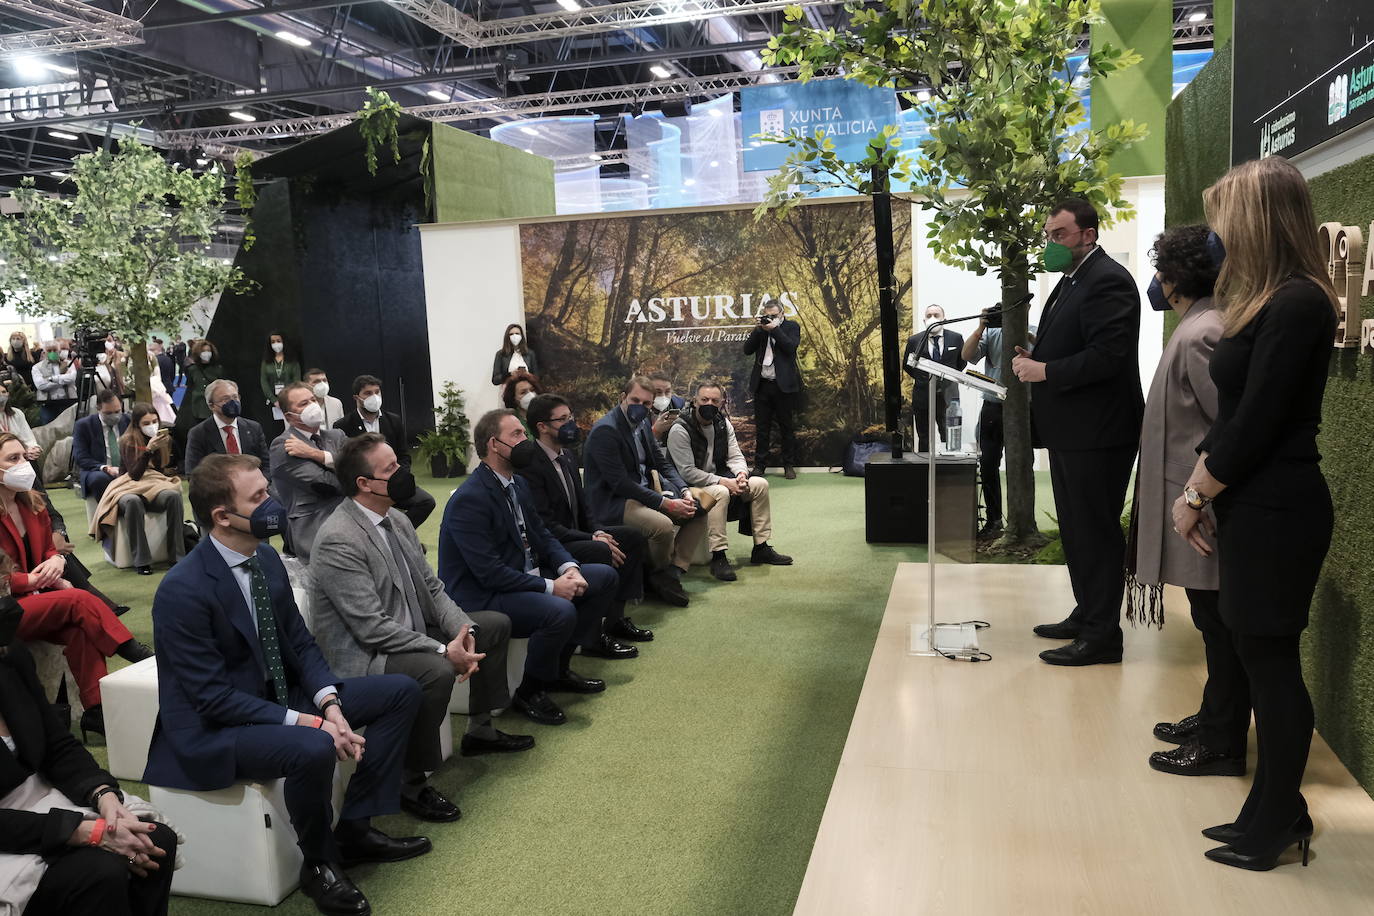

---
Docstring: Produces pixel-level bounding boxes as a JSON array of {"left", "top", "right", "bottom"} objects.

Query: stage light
[
  {"left": 557, "top": 0, "right": 582, "bottom": 9},
  {"left": 427, "top": 90, "right": 448, "bottom": 101},
  {"left": 48, "top": 130, "right": 79, "bottom": 140},
  {"left": 275, "top": 30, "right": 311, "bottom": 48},
  {"left": 1188, "top": 9, "right": 1207, "bottom": 22},
  {"left": 650, "top": 65, "right": 672, "bottom": 79},
  {"left": 229, "top": 111, "right": 257, "bottom": 122},
  {"left": 709, "top": 160, "right": 719, "bottom": 167},
  {"left": 684, "top": 177, "right": 696, "bottom": 186},
  {"left": 916, "top": 89, "right": 932, "bottom": 102},
  {"left": 13, "top": 57, "right": 52, "bottom": 82},
  {"left": 48, "top": 171, "right": 68, "bottom": 180},
  {"left": 640, "top": 173, "right": 650, "bottom": 179},
  {"left": 590, "top": 154, "right": 603, "bottom": 161}
]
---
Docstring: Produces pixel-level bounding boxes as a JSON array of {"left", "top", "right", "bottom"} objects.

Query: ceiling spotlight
[
  {"left": 229, "top": 111, "right": 257, "bottom": 122},
  {"left": 556, "top": 0, "right": 582, "bottom": 9},
  {"left": 427, "top": 90, "right": 448, "bottom": 101},
  {"left": 684, "top": 177, "right": 696, "bottom": 186},
  {"left": 589, "top": 154, "right": 603, "bottom": 161},
  {"left": 640, "top": 173, "right": 650, "bottom": 179},
  {"left": 916, "top": 89, "right": 932, "bottom": 102},
  {"left": 48, "top": 171, "right": 68, "bottom": 179},
  {"left": 520, "top": 125, "right": 540, "bottom": 136},
  {"left": 708, "top": 108, "right": 723, "bottom": 118},
  {"left": 48, "top": 130, "right": 78, "bottom": 140},
  {"left": 709, "top": 160, "right": 719, "bottom": 167},
  {"left": 274, "top": 30, "right": 311, "bottom": 48},
  {"left": 650, "top": 65, "right": 672, "bottom": 79},
  {"left": 13, "top": 57, "right": 52, "bottom": 82},
  {"left": 1188, "top": 9, "right": 1207, "bottom": 22}
]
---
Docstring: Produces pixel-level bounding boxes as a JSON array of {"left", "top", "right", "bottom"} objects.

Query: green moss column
[
  {"left": 430, "top": 122, "right": 555, "bottom": 223},
  {"left": 1091, "top": 0, "right": 1173, "bottom": 177},
  {"left": 1213, "top": 0, "right": 1233, "bottom": 48}
]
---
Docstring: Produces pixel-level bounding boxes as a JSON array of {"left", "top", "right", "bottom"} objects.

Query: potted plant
[{"left": 415, "top": 381, "right": 471, "bottom": 477}]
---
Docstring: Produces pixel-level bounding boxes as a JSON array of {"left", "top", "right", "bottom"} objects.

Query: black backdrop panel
[{"left": 1232, "top": 1, "right": 1374, "bottom": 163}]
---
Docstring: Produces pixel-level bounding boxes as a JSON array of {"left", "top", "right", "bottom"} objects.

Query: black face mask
[
  {"left": 232, "top": 496, "right": 286, "bottom": 539},
  {"left": 556, "top": 420, "right": 579, "bottom": 445},
  {"left": 697, "top": 404, "right": 720, "bottom": 423},
  {"left": 498, "top": 437, "right": 539, "bottom": 470},
  {"left": 370, "top": 466, "right": 417, "bottom": 504}
]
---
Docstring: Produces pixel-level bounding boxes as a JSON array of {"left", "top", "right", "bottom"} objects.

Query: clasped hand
[
  {"left": 445, "top": 623, "right": 486, "bottom": 683},
  {"left": 29, "top": 554, "right": 65, "bottom": 589},
  {"left": 592, "top": 530, "right": 626, "bottom": 566},
  {"left": 551, "top": 568, "right": 588, "bottom": 600},
  {"left": 1011, "top": 346, "right": 1046, "bottom": 383},
  {"left": 319, "top": 704, "right": 365, "bottom": 761},
  {"left": 1171, "top": 495, "right": 1215, "bottom": 558}
]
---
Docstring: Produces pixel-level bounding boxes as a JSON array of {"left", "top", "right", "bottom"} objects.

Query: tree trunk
[
  {"left": 998, "top": 248, "right": 1042, "bottom": 545},
  {"left": 130, "top": 340, "right": 152, "bottom": 405}
]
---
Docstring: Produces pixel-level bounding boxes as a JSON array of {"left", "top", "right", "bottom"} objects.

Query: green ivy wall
[{"left": 1165, "top": 45, "right": 1374, "bottom": 794}]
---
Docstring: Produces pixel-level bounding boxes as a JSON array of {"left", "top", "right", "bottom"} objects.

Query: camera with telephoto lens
[
  {"left": 75, "top": 327, "right": 110, "bottom": 363},
  {"left": 982, "top": 306, "right": 1002, "bottom": 329}
]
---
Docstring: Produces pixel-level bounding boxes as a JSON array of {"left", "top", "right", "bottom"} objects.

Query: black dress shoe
[
  {"left": 1202, "top": 823, "right": 1244, "bottom": 844},
  {"left": 750, "top": 543, "right": 793, "bottom": 565},
  {"left": 399, "top": 786, "right": 462, "bottom": 823},
  {"left": 113, "top": 604, "right": 131, "bottom": 617},
  {"left": 460, "top": 729, "right": 536, "bottom": 757},
  {"left": 116, "top": 639, "right": 155, "bottom": 663},
  {"left": 607, "top": 617, "right": 653, "bottom": 641},
  {"left": 335, "top": 826, "right": 432, "bottom": 867},
  {"left": 513, "top": 690, "right": 566, "bottom": 725},
  {"left": 549, "top": 670, "right": 606, "bottom": 694},
  {"left": 299, "top": 862, "right": 370, "bottom": 916},
  {"left": 1038, "top": 639, "right": 1122, "bottom": 666},
  {"left": 135, "top": 565, "right": 153, "bottom": 575},
  {"left": 1205, "top": 815, "right": 1314, "bottom": 872},
  {"left": 709, "top": 553, "right": 737, "bottom": 581},
  {"left": 1032, "top": 617, "right": 1081, "bottom": 639},
  {"left": 977, "top": 520, "right": 1004, "bottom": 540},
  {"left": 1148, "top": 742, "right": 1246, "bottom": 777},
  {"left": 647, "top": 570, "right": 689, "bottom": 607},
  {"left": 580, "top": 634, "right": 638, "bottom": 659},
  {"left": 1153, "top": 713, "right": 1201, "bottom": 745},
  {"left": 783, "top": 466, "right": 797, "bottom": 479},
  {"left": 79, "top": 705, "right": 105, "bottom": 743}
]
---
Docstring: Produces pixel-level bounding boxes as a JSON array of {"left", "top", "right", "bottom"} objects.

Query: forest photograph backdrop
[{"left": 520, "top": 200, "right": 913, "bottom": 465}]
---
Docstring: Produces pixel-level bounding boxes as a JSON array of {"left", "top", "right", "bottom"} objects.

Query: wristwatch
[
  {"left": 319, "top": 696, "right": 342, "bottom": 716},
  {"left": 91, "top": 785, "right": 124, "bottom": 806},
  {"left": 1183, "top": 486, "right": 1210, "bottom": 510}
]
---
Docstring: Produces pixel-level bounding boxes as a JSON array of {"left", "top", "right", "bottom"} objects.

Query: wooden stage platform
[{"left": 794, "top": 563, "right": 1374, "bottom": 915}]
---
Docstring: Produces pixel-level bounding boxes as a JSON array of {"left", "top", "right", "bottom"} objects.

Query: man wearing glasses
[{"left": 1012, "top": 198, "right": 1144, "bottom": 667}]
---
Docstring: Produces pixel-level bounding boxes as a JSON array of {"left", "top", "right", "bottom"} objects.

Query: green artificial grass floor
[{"left": 50, "top": 471, "right": 1042, "bottom": 915}]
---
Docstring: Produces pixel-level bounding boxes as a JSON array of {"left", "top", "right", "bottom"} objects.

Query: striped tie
[{"left": 243, "top": 556, "right": 288, "bottom": 703}]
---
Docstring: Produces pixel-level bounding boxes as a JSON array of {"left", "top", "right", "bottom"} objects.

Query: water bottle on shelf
[{"left": 945, "top": 398, "right": 963, "bottom": 452}]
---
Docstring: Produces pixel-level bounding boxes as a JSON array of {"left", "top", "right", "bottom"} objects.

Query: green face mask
[
  {"left": 1042, "top": 241, "right": 1074, "bottom": 273},
  {"left": 46, "top": 351, "right": 58, "bottom": 362}
]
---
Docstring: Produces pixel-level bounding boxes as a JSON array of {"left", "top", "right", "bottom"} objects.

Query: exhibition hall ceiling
[{"left": 0, "top": 0, "right": 1215, "bottom": 189}]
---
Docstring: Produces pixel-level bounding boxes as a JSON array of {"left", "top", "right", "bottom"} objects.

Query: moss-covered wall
[
  {"left": 1092, "top": 0, "right": 1172, "bottom": 177},
  {"left": 1165, "top": 44, "right": 1374, "bottom": 794},
  {"left": 430, "top": 122, "right": 555, "bottom": 223}
]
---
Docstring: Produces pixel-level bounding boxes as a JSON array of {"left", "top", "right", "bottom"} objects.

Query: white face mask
[
  {"left": 9, "top": 339, "right": 21, "bottom": 349},
  {"left": 312, "top": 381, "right": 330, "bottom": 398},
  {"left": 518, "top": 391, "right": 536, "bottom": 410},
  {"left": 3, "top": 461, "right": 35, "bottom": 492},
  {"left": 361, "top": 393, "right": 382, "bottom": 413},
  {"left": 199, "top": 351, "right": 212, "bottom": 363},
  {"left": 271, "top": 341, "right": 284, "bottom": 353},
  {"left": 298, "top": 402, "right": 326, "bottom": 430},
  {"left": 59, "top": 349, "right": 69, "bottom": 359},
  {"left": 509, "top": 333, "right": 523, "bottom": 346},
  {"left": 653, "top": 395, "right": 671, "bottom": 412},
  {"left": 104, "top": 341, "right": 115, "bottom": 351},
  {"left": 96, "top": 353, "right": 107, "bottom": 364},
  {"left": 141, "top": 423, "right": 160, "bottom": 438}
]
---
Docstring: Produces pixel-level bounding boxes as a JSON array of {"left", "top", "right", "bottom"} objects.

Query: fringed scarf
[{"left": 1124, "top": 458, "right": 1166, "bottom": 629}]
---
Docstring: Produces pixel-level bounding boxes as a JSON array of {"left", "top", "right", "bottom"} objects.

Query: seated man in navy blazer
[
  {"left": 184, "top": 379, "right": 271, "bottom": 476},
  {"left": 72, "top": 389, "right": 129, "bottom": 500},
  {"left": 438, "top": 409, "right": 618, "bottom": 728},
  {"left": 144, "top": 453, "right": 433, "bottom": 916}
]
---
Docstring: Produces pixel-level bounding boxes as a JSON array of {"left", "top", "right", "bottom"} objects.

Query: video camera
[
  {"left": 981, "top": 305, "right": 1002, "bottom": 329},
  {"left": 74, "top": 327, "right": 111, "bottom": 364}
]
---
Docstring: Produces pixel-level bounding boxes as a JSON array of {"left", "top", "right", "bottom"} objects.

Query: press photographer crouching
[{"left": 665, "top": 382, "right": 792, "bottom": 582}]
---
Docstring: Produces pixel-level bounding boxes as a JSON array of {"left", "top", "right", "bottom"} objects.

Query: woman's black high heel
[
  {"left": 79, "top": 704, "right": 105, "bottom": 743},
  {"left": 1204, "top": 813, "right": 1314, "bottom": 871},
  {"left": 1201, "top": 823, "right": 1243, "bottom": 843}
]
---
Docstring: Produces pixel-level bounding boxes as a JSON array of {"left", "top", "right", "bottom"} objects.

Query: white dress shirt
[
  {"left": 355, "top": 500, "right": 446, "bottom": 654},
  {"left": 209, "top": 535, "right": 336, "bottom": 723},
  {"left": 489, "top": 466, "right": 577, "bottom": 593},
  {"left": 216, "top": 417, "right": 241, "bottom": 452}
]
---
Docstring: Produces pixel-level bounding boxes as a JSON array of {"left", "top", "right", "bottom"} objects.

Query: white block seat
[
  {"left": 449, "top": 636, "right": 527, "bottom": 715},
  {"left": 85, "top": 494, "right": 171, "bottom": 570},
  {"left": 100, "top": 656, "right": 159, "bottom": 781}
]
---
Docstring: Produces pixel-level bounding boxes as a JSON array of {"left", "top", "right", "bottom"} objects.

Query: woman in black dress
[{"left": 1173, "top": 155, "right": 1338, "bottom": 871}]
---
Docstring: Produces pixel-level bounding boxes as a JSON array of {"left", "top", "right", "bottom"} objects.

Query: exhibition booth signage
[
  {"left": 740, "top": 79, "right": 898, "bottom": 173},
  {"left": 1233, "top": 1, "right": 1374, "bottom": 163}
]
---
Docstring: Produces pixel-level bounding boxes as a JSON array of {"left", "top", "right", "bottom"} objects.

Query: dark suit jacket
[
  {"left": 156, "top": 352, "right": 175, "bottom": 392},
  {"left": 185, "top": 415, "right": 271, "bottom": 476},
  {"left": 582, "top": 407, "right": 690, "bottom": 528},
  {"left": 438, "top": 463, "right": 576, "bottom": 611},
  {"left": 334, "top": 409, "right": 412, "bottom": 467},
  {"left": 518, "top": 444, "right": 595, "bottom": 543},
  {"left": 743, "top": 318, "right": 802, "bottom": 394},
  {"left": 72, "top": 413, "right": 130, "bottom": 495},
  {"left": 491, "top": 348, "right": 540, "bottom": 386},
  {"left": 145, "top": 538, "right": 338, "bottom": 790},
  {"left": 1028, "top": 248, "right": 1144, "bottom": 450},
  {"left": 903, "top": 328, "right": 967, "bottom": 400},
  {"left": 0, "top": 642, "right": 116, "bottom": 855}
]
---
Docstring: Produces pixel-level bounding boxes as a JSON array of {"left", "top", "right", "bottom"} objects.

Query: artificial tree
[
  {"left": 759, "top": 0, "right": 1146, "bottom": 547},
  {"left": 0, "top": 137, "right": 246, "bottom": 406}
]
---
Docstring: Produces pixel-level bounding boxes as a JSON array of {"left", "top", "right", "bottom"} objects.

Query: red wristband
[
  {"left": 88, "top": 817, "right": 106, "bottom": 846},
  {"left": 311, "top": 715, "right": 323, "bottom": 728}
]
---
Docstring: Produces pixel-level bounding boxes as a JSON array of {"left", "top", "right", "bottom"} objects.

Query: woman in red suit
[{"left": 0, "top": 433, "right": 152, "bottom": 740}]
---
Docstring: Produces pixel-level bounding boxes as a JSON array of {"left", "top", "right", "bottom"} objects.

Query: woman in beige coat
[{"left": 1129, "top": 225, "right": 1249, "bottom": 778}]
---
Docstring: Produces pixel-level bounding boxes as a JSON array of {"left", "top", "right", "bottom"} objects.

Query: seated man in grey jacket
[
  {"left": 309, "top": 433, "right": 534, "bottom": 821},
  {"left": 664, "top": 380, "right": 792, "bottom": 583},
  {"left": 270, "top": 381, "right": 346, "bottom": 562}
]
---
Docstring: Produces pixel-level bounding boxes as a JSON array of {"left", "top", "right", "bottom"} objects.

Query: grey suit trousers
[{"left": 383, "top": 610, "right": 511, "bottom": 774}]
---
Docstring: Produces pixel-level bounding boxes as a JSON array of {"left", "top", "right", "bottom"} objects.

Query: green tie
[
  {"left": 243, "top": 556, "right": 288, "bottom": 704},
  {"left": 105, "top": 424, "right": 121, "bottom": 469}
]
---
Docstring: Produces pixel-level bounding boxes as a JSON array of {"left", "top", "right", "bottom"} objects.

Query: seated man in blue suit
[
  {"left": 438, "top": 409, "right": 618, "bottom": 728},
  {"left": 145, "top": 453, "right": 434, "bottom": 916},
  {"left": 72, "top": 389, "right": 129, "bottom": 500}
]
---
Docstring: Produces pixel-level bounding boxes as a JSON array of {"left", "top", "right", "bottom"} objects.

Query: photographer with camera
[
  {"left": 743, "top": 302, "right": 802, "bottom": 479},
  {"left": 963, "top": 305, "right": 1012, "bottom": 538}
]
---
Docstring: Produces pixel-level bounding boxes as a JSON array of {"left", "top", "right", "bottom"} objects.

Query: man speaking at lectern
[{"left": 1013, "top": 199, "right": 1143, "bottom": 667}]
